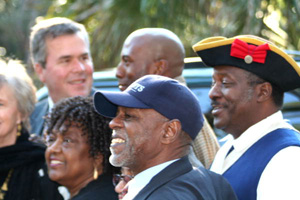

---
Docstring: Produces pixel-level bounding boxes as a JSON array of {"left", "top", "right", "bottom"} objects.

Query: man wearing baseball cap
[
  {"left": 94, "top": 74, "right": 237, "bottom": 200},
  {"left": 193, "top": 35, "right": 300, "bottom": 200}
]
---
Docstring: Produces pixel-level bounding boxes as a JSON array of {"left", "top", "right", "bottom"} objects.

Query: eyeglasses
[{"left": 112, "top": 174, "right": 134, "bottom": 186}]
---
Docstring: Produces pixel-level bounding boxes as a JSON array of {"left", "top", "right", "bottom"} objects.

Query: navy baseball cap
[{"left": 93, "top": 74, "right": 204, "bottom": 140}]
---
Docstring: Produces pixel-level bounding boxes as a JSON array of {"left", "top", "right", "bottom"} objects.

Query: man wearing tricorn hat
[{"left": 193, "top": 35, "right": 300, "bottom": 200}]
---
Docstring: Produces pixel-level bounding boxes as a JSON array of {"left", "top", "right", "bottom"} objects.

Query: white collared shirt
[
  {"left": 123, "top": 159, "right": 179, "bottom": 200},
  {"left": 48, "top": 97, "right": 54, "bottom": 112},
  {"left": 211, "top": 111, "right": 300, "bottom": 200}
]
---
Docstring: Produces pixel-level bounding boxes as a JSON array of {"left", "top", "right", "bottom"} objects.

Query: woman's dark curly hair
[{"left": 44, "top": 96, "right": 117, "bottom": 174}]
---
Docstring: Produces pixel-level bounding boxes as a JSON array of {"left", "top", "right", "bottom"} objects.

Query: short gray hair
[
  {"left": 0, "top": 59, "right": 36, "bottom": 131},
  {"left": 30, "top": 17, "right": 90, "bottom": 68}
]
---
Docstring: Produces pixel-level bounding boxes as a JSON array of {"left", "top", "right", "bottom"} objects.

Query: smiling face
[
  {"left": 45, "top": 122, "right": 95, "bottom": 194},
  {"left": 115, "top": 36, "right": 157, "bottom": 91},
  {"left": 108, "top": 107, "right": 167, "bottom": 174},
  {"left": 209, "top": 66, "right": 258, "bottom": 137},
  {"left": 35, "top": 33, "right": 93, "bottom": 103},
  {"left": 0, "top": 84, "right": 22, "bottom": 147}
]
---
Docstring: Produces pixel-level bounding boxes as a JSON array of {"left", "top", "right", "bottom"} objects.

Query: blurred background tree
[{"left": 0, "top": 0, "right": 299, "bottom": 85}]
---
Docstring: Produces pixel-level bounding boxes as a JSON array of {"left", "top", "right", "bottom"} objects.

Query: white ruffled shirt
[
  {"left": 210, "top": 111, "right": 300, "bottom": 200},
  {"left": 123, "top": 159, "right": 179, "bottom": 200}
]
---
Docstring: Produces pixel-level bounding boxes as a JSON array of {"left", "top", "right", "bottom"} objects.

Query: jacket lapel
[
  {"left": 30, "top": 99, "right": 49, "bottom": 136},
  {"left": 133, "top": 156, "right": 192, "bottom": 200}
]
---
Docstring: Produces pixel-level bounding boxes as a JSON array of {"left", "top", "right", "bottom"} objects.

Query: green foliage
[
  {"left": 0, "top": 0, "right": 51, "bottom": 61},
  {"left": 0, "top": 0, "right": 52, "bottom": 88},
  {"left": 1, "top": 0, "right": 300, "bottom": 72}
]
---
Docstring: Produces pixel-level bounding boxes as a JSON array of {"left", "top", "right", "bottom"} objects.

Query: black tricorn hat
[{"left": 192, "top": 35, "right": 300, "bottom": 92}]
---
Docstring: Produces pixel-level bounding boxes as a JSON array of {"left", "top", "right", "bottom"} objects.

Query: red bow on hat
[{"left": 230, "top": 38, "right": 270, "bottom": 64}]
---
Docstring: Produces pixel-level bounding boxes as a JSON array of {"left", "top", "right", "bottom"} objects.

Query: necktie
[{"left": 225, "top": 146, "right": 234, "bottom": 157}]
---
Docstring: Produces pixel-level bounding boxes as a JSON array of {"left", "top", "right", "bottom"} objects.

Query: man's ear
[
  {"left": 256, "top": 82, "right": 272, "bottom": 103},
  {"left": 161, "top": 119, "right": 181, "bottom": 144},
  {"left": 153, "top": 59, "right": 168, "bottom": 75},
  {"left": 34, "top": 63, "right": 46, "bottom": 83}
]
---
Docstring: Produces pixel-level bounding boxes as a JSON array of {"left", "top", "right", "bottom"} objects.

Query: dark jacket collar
[{"left": 133, "top": 156, "right": 191, "bottom": 199}]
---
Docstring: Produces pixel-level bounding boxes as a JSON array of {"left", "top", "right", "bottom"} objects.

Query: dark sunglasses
[{"left": 113, "top": 174, "right": 134, "bottom": 186}]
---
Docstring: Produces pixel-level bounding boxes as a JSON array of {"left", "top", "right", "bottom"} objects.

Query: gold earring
[
  {"left": 17, "top": 124, "right": 22, "bottom": 137},
  {"left": 93, "top": 167, "right": 98, "bottom": 180}
]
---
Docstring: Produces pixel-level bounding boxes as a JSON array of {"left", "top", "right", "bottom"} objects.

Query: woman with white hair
[{"left": 0, "top": 59, "right": 62, "bottom": 200}]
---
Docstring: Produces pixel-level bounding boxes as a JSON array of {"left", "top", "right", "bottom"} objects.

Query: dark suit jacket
[
  {"left": 30, "top": 98, "right": 48, "bottom": 136},
  {"left": 133, "top": 156, "right": 237, "bottom": 200},
  {"left": 30, "top": 89, "right": 97, "bottom": 136}
]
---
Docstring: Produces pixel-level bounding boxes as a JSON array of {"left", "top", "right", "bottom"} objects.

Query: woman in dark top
[
  {"left": 0, "top": 59, "right": 62, "bottom": 200},
  {"left": 45, "top": 96, "right": 118, "bottom": 199}
]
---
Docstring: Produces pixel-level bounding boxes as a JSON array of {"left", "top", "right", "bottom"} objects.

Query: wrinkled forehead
[
  {"left": 213, "top": 65, "right": 251, "bottom": 77},
  {"left": 121, "top": 42, "right": 158, "bottom": 68}
]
